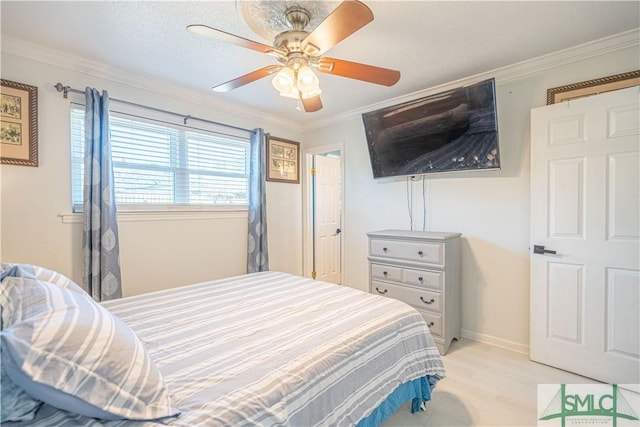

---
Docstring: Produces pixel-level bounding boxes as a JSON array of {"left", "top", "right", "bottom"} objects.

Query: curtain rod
[{"left": 53, "top": 83, "right": 252, "bottom": 134}]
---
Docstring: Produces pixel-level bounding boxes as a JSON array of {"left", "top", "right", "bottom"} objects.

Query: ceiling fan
[{"left": 187, "top": 0, "right": 401, "bottom": 112}]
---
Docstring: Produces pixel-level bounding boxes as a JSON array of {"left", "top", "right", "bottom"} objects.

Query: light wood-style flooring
[{"left": 382, "top": 338, "right": 598, "bottom": 427}]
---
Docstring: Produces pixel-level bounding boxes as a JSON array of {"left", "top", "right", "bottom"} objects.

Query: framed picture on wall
[
  {"left": 267, "top": 136, "right": 300, "bottom": 184},
  {"left": 1, "top": 79, "right": 38, "bottom": 166},
  {"left": 546, "top": 70, "right": 640, "bottom": 105}
]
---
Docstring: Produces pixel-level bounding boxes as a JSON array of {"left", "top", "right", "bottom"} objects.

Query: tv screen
[{"left": 362, "top": 78, "right": 500, "bottom": 178}]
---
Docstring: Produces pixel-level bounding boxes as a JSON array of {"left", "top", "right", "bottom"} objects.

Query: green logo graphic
[{"left": 539, "top": 384, "right": 639, "bottom": 427}]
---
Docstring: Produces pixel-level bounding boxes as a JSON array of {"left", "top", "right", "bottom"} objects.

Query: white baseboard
[{"left": 461, "top": 328, "right": 530, "bottom": 355}]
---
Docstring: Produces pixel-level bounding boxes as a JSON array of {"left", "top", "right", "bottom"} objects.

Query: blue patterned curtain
[
  {"left": 247, "top": 128, "right": 269, "bottom": 273},
  {"left": 83, "top": 88, "right": 122, "bottom": 301}
]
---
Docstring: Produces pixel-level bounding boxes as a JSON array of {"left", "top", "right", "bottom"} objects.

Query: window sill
[{"left": 59, "top": 207, "right": 248, "bottom": 224}]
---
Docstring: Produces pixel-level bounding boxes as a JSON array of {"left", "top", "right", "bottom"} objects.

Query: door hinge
[
  {"left": 311, "top": 168, "right": 316, "bottom": 175},
  {"left": 311, "top": 270, "right": 317, "bottom": 279}
]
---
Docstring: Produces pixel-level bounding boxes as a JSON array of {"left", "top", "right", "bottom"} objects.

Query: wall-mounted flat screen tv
[{"left": 362, "top": 78, "right": 500, "bottom": 178}]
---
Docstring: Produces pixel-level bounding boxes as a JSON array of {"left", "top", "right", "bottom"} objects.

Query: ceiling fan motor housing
[
  {"left": 274, "top": 31, "right": 308, "bottom": 57},
  {"left": 273, "top": 6, "right": 317, "bottom": 62}
]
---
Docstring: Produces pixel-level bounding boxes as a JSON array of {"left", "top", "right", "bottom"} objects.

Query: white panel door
[
  {"left": 314, "top": 155, "right": 342, "bottom": 284},
  {"left": 530, "top": 86, "right": 640, "bottom": 385}
]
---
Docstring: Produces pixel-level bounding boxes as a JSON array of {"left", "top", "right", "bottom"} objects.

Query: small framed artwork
[
  {"left": 267, "top": 136, "right": 300, "bottom": 184},
  {"left": 546, "top": 70, "right": 640, "bottom": 105},
  {"left": 1, "top": 79, "right": 38, "bottom": 166}
]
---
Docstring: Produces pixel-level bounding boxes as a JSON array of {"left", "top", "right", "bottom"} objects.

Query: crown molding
[
  {"left": 303, "top": 28, "right": 640, "bottom": 131},
  {"left": 0, "top": 35, "right": 303, "bottom": 133}
]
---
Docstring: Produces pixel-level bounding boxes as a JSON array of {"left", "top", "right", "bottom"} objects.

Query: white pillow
[
  {"left": 0, "top": 277, "right": 179, "bottom": 421},
  {"left": 0, "top": 263, "right": 86, "bottom": 295}
]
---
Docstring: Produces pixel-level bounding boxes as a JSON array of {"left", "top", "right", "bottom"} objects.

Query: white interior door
[
  {"left": 530, "top": 86, "right": 640, "bottom": 385},
  {"left": 314, "top": 154, "right": 342, "bottom": 284}
]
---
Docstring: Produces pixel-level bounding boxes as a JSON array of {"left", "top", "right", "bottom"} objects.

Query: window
[{"left": 71, "top": 106, "right": 250, "bottom": 211}]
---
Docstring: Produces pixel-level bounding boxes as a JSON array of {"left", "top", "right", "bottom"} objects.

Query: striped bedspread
[{"left": 20, "top": 272, "right": 445, "bottom": 426}]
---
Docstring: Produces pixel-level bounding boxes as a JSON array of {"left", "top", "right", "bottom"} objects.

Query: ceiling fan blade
[
  {"left": 317, "top": 57, "right": 400, "bottom": 86},
  {"left": 187, "top": 24, "right": 285, "bottom": 57},
  {"left": 301, "top": 1, "right": 374, "bottom": 55},
  {"left": 301, "top": 95, "right": 323, "bottom": 112},
  {"left": 213, "top": 65, "right": 282, "bottom": 92}
]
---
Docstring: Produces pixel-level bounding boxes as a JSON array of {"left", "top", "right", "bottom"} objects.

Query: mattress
[{"left": 15, "top": 271, "right": 445, "bottom": 426}]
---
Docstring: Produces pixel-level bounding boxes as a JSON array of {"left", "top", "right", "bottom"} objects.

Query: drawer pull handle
[
  {"left": 418, "top": 250, "right": 423, "bottom": 256},
  {"left": 418, "top": 277, "right": 423, "bottom": 282},
  {"left": 427, "top": 322, "right": 435, "bottom": 327},
  {"left": 382, "top": 247, "right": 388, "bottom": 252},
  {"left": 375, "top": 287, "right": 388, "bottom": 295},
  {"left": 383, "top": 271, "right": 388, "bottom": 276},
  {"left": 420, "top": 297, "right": 435, "bottom": 305}
]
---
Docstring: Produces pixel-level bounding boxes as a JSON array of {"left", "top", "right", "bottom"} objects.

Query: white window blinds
[{"left": 71, "top": 106, "right": 250, "bottom": 211}]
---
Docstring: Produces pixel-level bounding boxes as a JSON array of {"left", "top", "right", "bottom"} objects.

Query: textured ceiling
[{"left": 1, "top": 1, "right": 638, "bottom": 127}]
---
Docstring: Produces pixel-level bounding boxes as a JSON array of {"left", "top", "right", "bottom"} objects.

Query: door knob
[{"left": 533, "top": 245, "right": 557, "bottom": 255}]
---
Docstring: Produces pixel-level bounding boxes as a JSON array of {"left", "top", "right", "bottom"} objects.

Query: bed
[{"left": 1, "top": 266, "right": 445, "bottom": 426}]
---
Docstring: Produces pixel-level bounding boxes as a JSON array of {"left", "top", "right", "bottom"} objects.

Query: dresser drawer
[
  {"left": 372, "top": 280, "right": 442, "bottom": 313},
  {"left": 403, "top": 268, "right": 443, "bottom": 290},
  {"left": 370, "top": 263, "right": 402, "bottom": 282},
  {"left": 419, "top": 311, "right": 442, "bottom": 337},
  {"left": 370, "top": 239, "right": 444, "bottom": 266}
]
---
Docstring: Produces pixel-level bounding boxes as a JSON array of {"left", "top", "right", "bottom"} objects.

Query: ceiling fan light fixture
[
  {"left": 272, "top": 65, "right": 322, "bottom": 102},
  {"left": 272, "top": 67, "right": 295, "bottom": 92},
  {"left": 296, "top": 65, "right": 321, "bottom": 99},
  {"left": 297, "top": 65, "right": 318, "bottom": 87}
]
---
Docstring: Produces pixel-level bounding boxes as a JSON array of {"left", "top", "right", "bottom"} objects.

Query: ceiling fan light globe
[
  {"left": 297, "top": 65, "right": 315, "bottom": 82},
  {"left": 272, "top": 67, "right": 295, "bottom": 92},
  {"left": 297, "top": 65, "right": 319, "bottom": 91}
]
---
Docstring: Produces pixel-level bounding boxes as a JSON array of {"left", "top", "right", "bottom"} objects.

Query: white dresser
[{"left": 367, "top": 230, "right": 461, "bottom": 355}]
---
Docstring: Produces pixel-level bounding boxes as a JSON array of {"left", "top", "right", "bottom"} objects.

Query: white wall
[
  {"left": 2, "top": 35, "right": 637, "bottom": 351},
  {"left": 302, "top": 44, "right": 639, "bottom": 351},
  {"left": 0, "top": 52, "right": 303, "bottom": 296}
]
